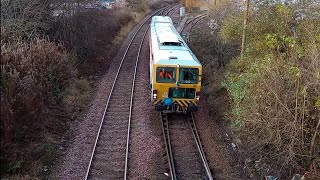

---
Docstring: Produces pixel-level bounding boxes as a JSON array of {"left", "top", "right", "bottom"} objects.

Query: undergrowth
[
  {"left": 0, "top": 2, "right": 134, "bottom": 178},
  {"left": 220, "top": 2, "right": 320, "bottom": 178},
  {"left": 191, "top": 1, "right": 319, "bottom": 179},
  {"left": 189, "top": 0, "right": 240, "bottom": 120},
  {"left": 1, "top": 38, "right": 72, "bottom": 176}
]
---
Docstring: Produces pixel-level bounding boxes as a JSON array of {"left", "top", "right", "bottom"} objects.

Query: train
[{"left": 149, "top": 16, "right": 202, "bottom": 113}]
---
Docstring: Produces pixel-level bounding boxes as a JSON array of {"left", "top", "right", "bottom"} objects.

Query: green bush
[{"left": 221, "top": 2, "right": 320, "bottom": 178}]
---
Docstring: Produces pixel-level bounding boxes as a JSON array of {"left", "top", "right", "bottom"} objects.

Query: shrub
[
  {"left": 127, "top": 0, "right": 148, "bottom": 12},
  {"left": 50, "top": 9, "right": 133, "bottom": 61},
  {"left": 188, "top": 1, "right": 241, "bottom": 125},
  {"left": 148, "top": 0, "right": 172, "bottom": 10},
  {"left": 1, "top": 1, "right": 137, "bottom": 177},
  {"left": 0, "top": 38, "right": 71, "bottom": 150},
  {"left": 221, "top": 2, "right": 320, "bottom": 178},
  {"left": 62, "top": 78, "right": 92, "bottom": 118},
  {"left": 1, "top": 0, "right": 52, "bottom": 42}
]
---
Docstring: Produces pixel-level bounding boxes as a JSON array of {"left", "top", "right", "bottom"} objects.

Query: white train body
[{"left": 149, "top": 16, "right": 202, "bottom": 113}]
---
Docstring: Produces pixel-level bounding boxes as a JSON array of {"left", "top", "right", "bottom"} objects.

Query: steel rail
[
  {"left": 163, "top": 4, "right": 180, "bottom": 16},
  {"left": 123, "top": 23, "right": 150, "bottom": 180},
  {"left": 166, "top": 3, "right": 180, "bottom": 17},
  {"left": 188, "top": 113, "right": 214, "bottom": 180},
  {"left": 180, "top": 14, "right": 207, "bottom": 33},
  {"left": 160, "top": 113, "right": 177, "bottom": 180},
  {"left": 84, "top": 8, "right": 165, "bottom": 180},
  {"left": 190, "top": 14, "right": 207, "bottom": 30},
  {"left": 169, "top": 6, "right": 179, "bottom": 17}
]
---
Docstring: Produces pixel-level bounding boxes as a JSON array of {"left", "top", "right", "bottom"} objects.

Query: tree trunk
[{"left": 240, "top": 0, "right": 250, "bottom": 61}]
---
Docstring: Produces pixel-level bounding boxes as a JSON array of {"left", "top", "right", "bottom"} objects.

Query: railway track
[
  {"left": 165, "top": 4, "right": 180, "bottom": 16},
  {"left": 125, "top": 5, "right": 182, "bottom": 179},
  {"left": 84, "top": 6, "right": 177, "bottom": 179},
  {"left": 158, "top": 10, "right": 214, "bottom": 180},
  {"left": 161, "top": 113, "right": 214, "bottom": 180},
  {"left": 180, "top": 14, "right": 207, "bottom": 42}
]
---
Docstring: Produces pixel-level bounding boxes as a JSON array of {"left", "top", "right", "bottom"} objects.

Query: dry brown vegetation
[
  {"left": 1, "top": 38, "right": 72, "bottom": 176},
  {"left": 1, "top": 0, "right": 168, "bottom": 177},
  {"left": 0, "top": 0, "right": 140, "bottom": 178},
  {"left": 51, "top": 9, "right": 133, "bottom": 61},
  {"left": 221, "top": 2, "right": 320, "bottom": 178}
]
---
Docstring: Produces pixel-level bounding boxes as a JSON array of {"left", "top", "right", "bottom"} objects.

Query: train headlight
[
  {"left": 153, "top": 90, "right": 158, "bottom": 100},
  {"left": 196, "top": 91, "right": 200, "bottom": 101}
]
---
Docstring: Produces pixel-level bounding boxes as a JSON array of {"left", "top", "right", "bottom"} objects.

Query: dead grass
[
  {"left": 112, "top": 0, "right": 174, "bottom": 46},
  {"left": 112, "top": 21, "right": 136, "bottom": 45}
]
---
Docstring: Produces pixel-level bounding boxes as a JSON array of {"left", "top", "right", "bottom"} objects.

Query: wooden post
[{"left": 240, "top": 0, "right": 250, "bottom": 61}]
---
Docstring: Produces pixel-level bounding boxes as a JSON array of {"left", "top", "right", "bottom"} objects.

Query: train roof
[
  {"left": 152, "top": 23, "right": 181, "bottom": 44},
  {"left": 151, "top": 16, "right": 173, "bottom": 24},
  {"left": 150, "top": 16, "right": 201, "bottom": 67},
  {"left": 153, "top": 49, "right": 201, "bottom": 67}
]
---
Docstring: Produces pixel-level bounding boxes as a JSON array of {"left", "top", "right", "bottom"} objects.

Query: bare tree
[{"left": 1, "top": 0, "right": 53, "bottom": 41}]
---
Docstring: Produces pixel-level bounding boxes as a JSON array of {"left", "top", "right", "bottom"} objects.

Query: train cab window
[
  {"left": 179, "top": 68, "right": 199, "bottom": 84},
  {"left": 168, "top": 88, "right": 195, "bottom": 99},
  {"left": 156, "top": 67, "right": 176, "bottom": 83}
]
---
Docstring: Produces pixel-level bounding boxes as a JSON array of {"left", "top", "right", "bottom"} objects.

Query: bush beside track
[{"left": 190, "top": 1, "right": 319, "bottom": 179}]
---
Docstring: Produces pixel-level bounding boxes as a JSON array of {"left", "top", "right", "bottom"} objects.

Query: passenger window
[
  {"left": 179, "top": 68, "right": 199, "bottom": 84},
  {"left": 156, "top": 67, "right": 175, "bottom": 83}
]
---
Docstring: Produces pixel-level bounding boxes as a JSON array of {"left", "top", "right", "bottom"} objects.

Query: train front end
[
  {"left": 152, "top": 64, "right": 202, "bottom": 113},
  {"left": 149, "top": 16, "right": 202, "bottom": 113}
]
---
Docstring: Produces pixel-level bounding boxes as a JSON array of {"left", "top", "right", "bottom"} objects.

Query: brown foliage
[
  {"left": 0, "top": 38, "right": 72, "bottom": 149},
  {"left": 0, "top": 1, "right": 136, "bottom": 177},
  {"left": 50, "top": 9, "right": 133, "bottom": 61},
  {"left": 148, "top": 0, "right": 173, "bottom": 10},
  {"left": 239, "top": 44, "right": 320, "bottom": 177}
]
